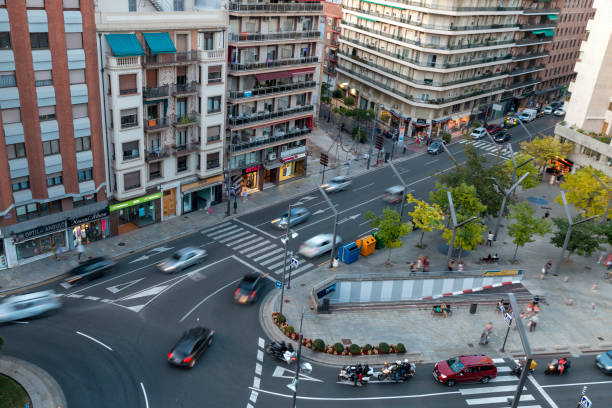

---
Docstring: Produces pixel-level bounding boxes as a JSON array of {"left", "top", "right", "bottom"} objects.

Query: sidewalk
[{"left": 261, "top": 182, "right": 612, "bottom": 364}]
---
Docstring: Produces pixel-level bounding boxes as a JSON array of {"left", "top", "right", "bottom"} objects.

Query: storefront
[
  {"left": 12, "top": 220, "right": 68, "bottom": 262},
  {"left": 109, "top": 192, "right": 161, "bottom": 235},
  {"left": 181, "top": 175, "right": 224, "bottom": 214},
  {"left": 242, "top": 164, "right": 261, "bottom": 193},
  {"left": 448, "top": 114, "right": 470, "bottom": 134},
  {"left": 67, "top": 209, "right": 110, "bottom": 249},
  {"left": 279, "top": 154, "right": 307, "bottom": 182}
]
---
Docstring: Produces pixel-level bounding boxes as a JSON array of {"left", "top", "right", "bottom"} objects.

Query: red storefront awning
[
  {"left": 290, "top": 67, "right": 316, "bottom": 76},
  {"left": 255, "top": 71, "right": 293, "bottom": 81}
]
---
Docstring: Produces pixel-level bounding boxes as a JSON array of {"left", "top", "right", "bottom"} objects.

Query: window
[
  {"left": 39, "top": 105, "right": 56, "bottom": 121},
  {"left": 43, "top": 140, "right": 60, "bottom": 156},
  {"left": 78, "top": 168, "right": 93, "bottom": 182},
  {"left": 63, "top": 0, "right": 80, "bottom": 8},
  {"left": 26, "top": 0, "right": 45, "bottom": 6},
  {"left": 65, "top": 33, "right": 83, "bottom": 49},
  {"left": 128, "top": 0, "right": 136, "bottom": 11},
  {"left": 119, "top": 74, "right": 137, "bottom": 95},
  {"left": 72, "top": 103, "right": 88, "bottom": 119},
  {"left": 149, "top": 162, "right": 161, "bottom": 179},
  {"left": 177, "top": 156, "right": 188, "bottom": 172},
  {"left": 69, "top": 69, "right": 85, "bottom": 84},
  {"left": 34, "top": 70, "right": 52, "bottom": 87},
  {"left": 207, "top": 96, "right": 221, "bottom": 113},
  {"left": 120, "top": 108, "right": 138, "bottom": 129},
  {"left": 0, "top": 33, "right": 10, "bottom": 49},
  {"left": 46, "top": 172, "right": 63, "bottom": 186},
  {"left": 206, "top": 152, "right": 220, "bottom": 169},
  {"left": 75, "top": 136, "right": 91, "bottom": 152},
  {"left": 0, "top": 71, "right": 16, "bottom": 88},
  {"left": 73, "top": 194, "right": 96, "bottom": 207},
  {"left": 207, "top": 125, "right": 220, "bottom": 142},
  {"left": 176, "top": 130, "right": 187, "bottom": 147},
  {"left": 174, "top": 0, "right": 184, "bottom": 11},
  {"left": 1, "top": 108, "right": 20, "bottom": 124},
  {"left": 16, "top": 201, "right": 62, "bottom": 221},
  {"left": 30, "top": 33, "right": 49, "bottom": 49},
  {"left": 11, "top": 177, "right": 29, "bottom": 192},
  {"left": 208, "top": 66, "right": 222, "bottom": 83},
  {"left": 202, "top": 32, "right": 214, "bottom": 50},
  {"left": 7, "top": 143, "right": 26, "bottom": 159},
  {"left": 123, "top": 171, "right": 140, "bottom": 190},
  {"left": 122, "top": 140, "right": 140, "bottom": 160}
]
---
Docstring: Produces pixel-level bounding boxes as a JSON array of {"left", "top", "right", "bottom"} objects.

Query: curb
[{"left": 0, "top": 355, "right": 67, "bottom": 408}]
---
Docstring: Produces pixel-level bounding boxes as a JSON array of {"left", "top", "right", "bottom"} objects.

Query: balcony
[
  {"left": 143, "top": 85, "right": 170, "bottom": 100},
  {"left": 228, "top": 2, "right": 323, "bottom": 15},
  {"left": 508, "top": 65, "right": 545, "bottom": 77},
  {"left": 228, "top": 31, "right": 321, "bottom": 45},
  {"left": 228, "top": 80, "right": 317, "bottom": 101},
  {"left": 145, "top": 146, "right": 171, "bottom": 163},
  {"left": 328, "top": 53, "right": 338, "bottom": 62},
  {"left": 324, "top": 66, "right": 337, "bottom": 75},
  {"left": 198, "top": 49, "right": 225, "bottom": 61},
  {"left": 171, "top": 112, "right": 199, "bottom": 127},
  {"left": 228, "top": 56, "right": 319, "bottom": 73},
  {"left": 328, "top": 40, "right": 339, "bottom": 48},
  {"left": 519, "top": 22, "right": 556, "bottom": 31},
  {"left": 105, "top": 54, "right": 141, "bottom": 69},
  {"left": 173, "top": 81, "right": 199, "bottom": 96},
  {"left": 378, "top": 0, "right": 522, "bottom": 13},
  {"left": 507, "top": 78, "right": 542, "bottom": 90},
  {"left": 331, "top": 26, "right": 341, "bottom": 32},
  {"left": 232, "top": 128, "right": 312, "bottom": 153},
  {"left": 523, "top": 8, "right": 561, "bottom": 15},
  {"left": 513, "top": 51, "right": 549, "bottom": 61},
  {"left": 144, "top": 116, "right": 170, "bottom": 132},
  {"left": 173, "top": 142, "right": 200, "bottom": 156},
  {"left": 515, "top": 37, "right": 553, "bottom": 46},
  {"left": 228, "top": 105, "right": 314, "bottom": 128},
  {"left": 144, "top": 51, "right": 199, "bottom": 67}
]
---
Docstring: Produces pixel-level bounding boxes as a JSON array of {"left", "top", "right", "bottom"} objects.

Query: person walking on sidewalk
[
  {"left": 486, "top": 231, "right": 494, "bottom": 246},
  {"left": 76, "top": 242, "right": 85, "bottom": 261},
  {"left": 542, "top": 260, "right": 552, "bottom": 276},
  {"left": 423, "top": 256, "right": 429, "bottom": 272},
  {"left": 402, "top": 144, "right": 407, "bottom": 155},
  {"left": 528, "top": 314, "right": 539, "bottom": 332}
]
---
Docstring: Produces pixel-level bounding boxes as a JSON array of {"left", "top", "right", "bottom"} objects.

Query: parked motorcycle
[
  {"left": 544, "top": 358, "right": 571, "bottom": 375},
  {"left": 338, "top": 364, "right": 373, "bottom": 385},
  {"left": 265, "top": 341, "right": 297, "bottom": 364},
  {"left": 376, "top": 360, "right": 416, "bottom": 382}
]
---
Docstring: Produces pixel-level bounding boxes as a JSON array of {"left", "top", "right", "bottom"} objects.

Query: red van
[{"left": 433, "top": 355, "right": 497, "bottom": 386}]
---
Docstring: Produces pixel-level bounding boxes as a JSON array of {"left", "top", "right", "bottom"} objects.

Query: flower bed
[{"left": 272, "top": 312, "right": 406, "bottom": 356}]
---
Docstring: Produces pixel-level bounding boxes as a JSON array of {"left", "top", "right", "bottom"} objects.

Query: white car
[
  {"left": 299, "top": 234, "right": 342, "bottom": 258},
  {"left": 543, "top": 106, "right": 554, "bottom": 115},
  {"left": 157, "top": 247, "right": 207, "bottom": 273},
  {"left": 553, "top": 107, "right": 566, "bottom": 116},
  {"left": 0, "top": 290, "right": 61, "bottom": 323},
  {"left": 470, "top": 127, "right": 488, "bottom": 139},
  {"left": 322, "top": 176, "right": 352, "bottom": 193}
]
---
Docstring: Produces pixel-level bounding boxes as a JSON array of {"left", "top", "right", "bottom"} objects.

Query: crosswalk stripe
[
  {"left": 288, "top": 264, "right": 314, "bottom": 276},
  {"left": 211, "top": 226, "right": 243, "bottom": 240},
  {"left": 260, "top": 254, "right": 286, "bottom": 267},
  {"left": 459, "top": 139, "right": 468, "bottom": 144},
  {"left": 497, "top": 366, "right": 511, "bottom": 373},
  {"left": 206, "top": 224, "right": 239, "bottom": 236},
  {"left": 201, "top": 222, "right": 232, "bottom": 234},
  {"left": 219, "top": 230, "right": 251, "bottom": 243},
  {"left": 252, "top": 248, "right": 284, "bottom": 262},
  {"left": 240, "top": 241, "right": 270, "bottom": 254},
  {"left": 490, "top": 375, "right": 518, "bottom": 383},
  {"left": 460, "top": 385, "right": 525, "bottom": 395},
  {"left": 268, "top": 259, "right": 288, "bottom": 270},
  {"left": 492, "top": 358, "right": 505, "bottom": 363},
  {"left": 232, "top": 236, "right": 264, "bottom": 250},
  {"left": 466, "top": 394, "right": 534, "bottom": 405},
  {"left": 208, "top": 225, "right": 241, "bottom": 238},
  {"left": 483, "top": 145, "right": 498, "bottom": 152},
  {"left": 473, "top": 141, "right": 487, "bottom": 148}
]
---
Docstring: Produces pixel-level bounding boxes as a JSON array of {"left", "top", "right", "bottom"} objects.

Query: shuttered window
[{"left": 124, "top": 171, "right": 141, "bottom": 190}]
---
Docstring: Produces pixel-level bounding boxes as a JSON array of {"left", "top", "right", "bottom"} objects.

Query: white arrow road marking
[
  {"left": 301, "top": 195, "right": 317, "bottom": 201},
  {"left": 129, "top": 255, "right": 150, "bottom": 264},
  {"left": 349, "top": 214, "right": 360, "bottom": 220},
  {"left": 272, "top": 366, "right": 323, "bottom": 383},
  {"left": 60, "top": 282, "right": 72, "bottom": 289},
  {"left": 120, "top": 284, "right": 169, "bottom": 301},
  {"left": 149, "top": 246, "right": 173, "bottom": 254},
  {"left": 106, "top": 278, "right": 145, "bottom": 294},
  {"left": 313, "top": 209, "right": 325, "bottom": 215}
]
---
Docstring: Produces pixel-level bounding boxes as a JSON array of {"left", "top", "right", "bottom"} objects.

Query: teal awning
[
  {"left": 533, "top": 29, "right": 554, "bottom": 37},
  {"left": 143, "top": 32, "right": 176, "bottom": 54},
  {"left": 547, "top": 14, "right": 559, "bottom": 20},
  {"left": 105, "top": 34, "right": 144, "bottom": 57}
]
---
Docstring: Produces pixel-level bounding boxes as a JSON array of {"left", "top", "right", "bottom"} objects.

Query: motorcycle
[
  {"left": 376, "top": 360, "right": 416, "bottom": 382},
  {"left": 338, "top": 364, "right": 374, "bottom": 386},
  {"left": 544, "top": 358, "right": 571, "bottom": 375},
  {"left": 510, "top": 360, "right": 535, "bottom": 377},
  {"left": 265, "top": 341, "right": 297, "bottom": 364}
]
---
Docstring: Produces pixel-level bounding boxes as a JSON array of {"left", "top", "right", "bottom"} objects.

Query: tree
[
  {"left": 344, "top": 95, "right": 355, "bottom": 106},
  {"left": 406, "top": 193, "right": 445, "bottom": 248},
  {"left": 550, "top": 216, "right": 602, "bottom": 260},
  {"left": 442, "top": 214, "right": 487, "bottom": 262},
  {"left": 501, "top": 152, "right": 540, "bottom": 191},
  {"left": 507, "top": 202, "right": 552, "bottom": 261},
  {"left": 332, "top": 88, "right": 343, "bottom": 99},
  {"left": 364, "top": 208, "right": 412, "bottom": 265},
  {"left": 429, "top": 182, "right": 487, "bottom": 219},
  {"left": 557, "top": 166, "right": 612, "bottom": 219},
  {"left": 520, "top": 136, "right": 574, "bottom": 175}
]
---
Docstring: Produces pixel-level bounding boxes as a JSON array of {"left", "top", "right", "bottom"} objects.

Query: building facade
[
  {"left": 554, "top": 0, "right": 611, "bottom": 176},
  {"left": 0, "top": 0, "right": 108, "bottom": 269},
  {"left": 227, "top": 0, "right": 323, "bottom": 192},
  {"left": 322, "top": 0, "right": 342, "bottom": 90},
  {"left": 95, "top": 0, "right": 227, "bottom": 235}
]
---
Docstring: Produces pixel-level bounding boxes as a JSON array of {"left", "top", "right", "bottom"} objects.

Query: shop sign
[
  {"left": 483, "top": 269, "right": 523, "bottom": 276},
  {"left": 245, "top": 165, "right": 261, "bottom": 174},
  {"left": 206, "top": 175, "right": 224, "bottom": 184},
  {"left": 16, "top": 220, "right": 67, "bottom": 242},
  {"left": 67, "top": 209, "right": 110, "bottom": 227},
  {"left": 109, "top": 192, "right": 162, "bottom": 212}
]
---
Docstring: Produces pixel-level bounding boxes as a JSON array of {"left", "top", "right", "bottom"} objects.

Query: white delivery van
[{"left": 519, "top": 109, "right": 538, "bottom": 122}]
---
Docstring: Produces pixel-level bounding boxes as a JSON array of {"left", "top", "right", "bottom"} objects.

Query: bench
[
  {"left": 431, "top": 305, "right": 452, "bottom": 317},
  {"left": 478, "top": 257, "right": 499, "bottom": 264}
]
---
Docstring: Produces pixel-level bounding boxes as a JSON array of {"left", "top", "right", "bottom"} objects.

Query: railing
[
  {"left": 369, "top": 0, "right": 522, "bottom": 12},
  {"left": 145, "top": 147, "right": 171, "bottom": 162},
  {"left": 520, "top": 22, "right": 556, "bottom": 30},
  {"left": 328, "top": 53, "right": 338, "bottom": 61},
  {"left": 199, "top": 49, "right": 225, "bottom": 60},
  {"left": 119, "top": 88, "right": 138, "bottom": 96},
  {"left": 329, "top": 40, "right": 339, "bottom": 47},
  {"left": 523, "top": 8, "right": 561, "bottom": 14},
  {"left": 173, "top": 81, "right": 199, "bottom": 95},
  {"left": 228, "top": 105, "right": 314, "bottom": 127},
  {"left": 106, "top": 54, "right": 141, "bottom": 68},
  {"left": 144, "top": 51, "right": 199, "bottom": 66},
  {"left": 228, "top": 80, "right": 317, "bottom": 100},
  {"left": 331, "top": 26, "right": 340, "bottom": 32},
  {"left": 507, "top": 78, "right": 541, "bottom": 90},
  {"left": 324, "top": 66, "right": 337, "bottom": 75},
  {"left": 513, "top": 51, "right": 549, "bottom": 61},
  {"left": 232, "top": 128, "right": 312, "bottom": 153},
  {"left": 143, "top": 85, "right": 170, "bottom": 99},
  {"left": 170, "top": 112, "right": 199, "bottom": 127},
  {"left": 228, "top": 2, "right": 323, "bottom": 13},
  {"left": 144, "top": 116, "right": 170, "bottom": 131},
  {"left": 173, "top": 142, "right": 200, "bottom": 155},
  {"left": 229, "top": 31, "right": 321, "bottom": 43},
  {"left": 229, "top": 56, "right": 318, "bottom": 72},
  {"left": 508, "top": 65, "right": 545, "bottom": 76},
  {"left": 516, "top": 37, "right": 553, "bottom": 46}
]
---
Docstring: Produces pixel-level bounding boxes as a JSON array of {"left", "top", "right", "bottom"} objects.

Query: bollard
[
  {"left": 563, "top": 276, "right": 569, "bottom": 282},
  {"left": 567, "top": 299, "right": 573, "bottom": 306}
]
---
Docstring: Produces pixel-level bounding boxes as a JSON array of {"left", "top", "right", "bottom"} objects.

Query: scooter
[
  {"left": 338, "top": 364, "right": 373, "bottom": 386},
  {"left": 265, "top": 341, "right": 297, "bottom": 364},
  {"left": 544, "top": 358, "right": 571, "bottom": 375},
  {"left": 510, "top": 360, "right": 535, "bottom": 377}
]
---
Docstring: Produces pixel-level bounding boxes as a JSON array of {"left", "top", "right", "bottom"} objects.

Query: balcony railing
[
  {"left": 523, "top": 8, "right": 561, "bottom": 15},
  {"left": 520, "top": 22, "right": 556, "bottom": 30},
  {"left": 144, "top": 116, "right": 170, "bottom": 131},
  {"left": 508, "top": 65, "right": 545, "bottom": 77},
  {"left": 106, "top": 54, "right": 140, "bottom": 68},
  {"left": 228, "top": 2, "right": 323, "bottom": 13},
  {"left": 328, "top": 53, "right": 338, "bottom": 62},
  {"left": 331, "top": 26, "right": 340, "bottom": 32},
  {"left": 229, "top": 56, "right": 318, "bottom": 72},
  {"left": 228, "top": 105, "right": 314, "bottom": 127},
  {"left": 145, "top": 147, "right": 171, "bottom": 163},
  {"left": 516, "top": 37, "right": 553, "bottom": 46},
  {"left": 173, "top": 81, "right": 199, "bottom": 95},
  {"left": 324, "top": 66, "right": 337, "bottom": 75},
  {"left": 144, "top": 51, "right": 199, "bottom": 66},
  {"left": 228, "top": 81, "right": 317, "bottom": 100},
  {"left": 329, "top": 40, "right": 339, "bottom": 47},
  {"left": 170, "top": 112, "right": 199, "bottom": 127},
  {"left": 143, "top": 85, "right": 170, "bottom": 99},
  {"left": 198, "top": 49, "right": 225, "bottom": 60},
  {"left": 232, "top": 128, "right": 312, "bottom": 153},
  {"left": 372, "top": 0, "right": 522, "bottom": 12},
  {"left": 507, "top": 78, "right": 541, "bottom": 90},
  {"left": 229, "top": 31, "right": 321, "bottom": 43},
  {"left": 513, "top": 51, "right": 549, "bottom": 61},
  {"left": 173, "top": 142, "right": 200, "bottom": 155}
]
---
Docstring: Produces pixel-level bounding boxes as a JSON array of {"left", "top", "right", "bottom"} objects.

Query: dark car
[
  {"left": 233, "top": 273, "right": 265, "bottom": 304},
  {"left": 433, "top": 355, "right": 498, "bottom": 386},
  {"left": 427, "top": 140, "right": 444, "bottom": 155},
  {"left": 485, "top": 124, "right": 503, "bottom": 136},
  {"left": 493, "top": 131, "right": 511, "bottom": 143},
  {"left": 168, "top": 327, "right": 214, "bottom": 368},
  {"left": 63, "top": 257, "right": 116, "bottom": 286}
]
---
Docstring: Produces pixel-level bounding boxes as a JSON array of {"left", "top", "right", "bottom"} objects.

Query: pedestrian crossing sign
[
  {"left": 504, "top": 313, "right": 513, "bottom": 326},
  {"left": 580, "top": 395, "right": 591, "bottom": 408},
  {"left": 291, "top": 257, "right": 299, "bottom": 268}
]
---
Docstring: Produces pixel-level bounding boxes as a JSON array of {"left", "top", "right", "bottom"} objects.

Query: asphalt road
[{"left": 1, "top": 115, "right": 587, "bottom": 408}]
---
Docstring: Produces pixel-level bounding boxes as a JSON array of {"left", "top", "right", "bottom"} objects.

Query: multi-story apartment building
[
  {"left": 322, "top": 0, "right": 342, "bottom": 90},
  {"left": 554, "top": 0, "right": 611, "bottom": 176},
  {"left": 227, "top": 0, "right": 323, "bottom": 192},
  {"left": 0, "top": 0, "right": 107, "bottom": 269},
  {"left": 95, "top": 1, "right": 226, "bottom": 235}
]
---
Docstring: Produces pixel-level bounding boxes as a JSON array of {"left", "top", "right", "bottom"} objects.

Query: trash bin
[
  {"left": 337, "top": 242, "right": 360, "bottom": 264},
  {"left": 318, "top": 298, "right": 330, "bottom": 314},
  {"left": 355, "top": 235, "right": 376, "bottom": 256},
  {"left": 470, "top": 303, "right": 478, "bottom": 314},
  {"left": 374, "top": 232, "right": 386, "bottom": 249}
]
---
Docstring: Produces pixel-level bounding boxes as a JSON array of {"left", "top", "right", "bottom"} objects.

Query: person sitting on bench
[{"left": 492, "top": 253, "right": 499, "bottom": 261}]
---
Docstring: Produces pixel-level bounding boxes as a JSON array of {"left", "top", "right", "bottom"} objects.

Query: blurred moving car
[
  {"left": 543, "top": 106, "right": 554, "bottom": 115},
  {"left": 485, "top": 124, "right": 503, "bottom": 136},
  {"left": 233, "top": 273, "right": 265, "bottom": 304},
  {"left": 493, "top": 131, "right": 511, "bottom": 143},
  {"left": 553, "top": 107, "right": 566, "bottom": 116},
  {"left": 0, "top": 290, "right": 61, "bottom": 323},
  {"left": 168, "top": 327, "right": 214, "bottom": 368},
  {"left": 427, "top": 139, "right": 445, "bottom": 155},
  {"left": 64, "top": 257, "right": 116, "bottom": 286},
  {"left": 271, "top": 207, "right": 311, "bottom": 229},
  {"left": 322, "top": 176, "right": 352, "bottom": 193},
  {"left": 470, "top": 127, "right": 487, "bottom": 139},
  {"left": 157, "top": 247, "right": 207, "bottom": 273},
  {"left": 383, "top": 185, "right": 405, "bottom": 204},
  {"left": 433, "top": 355, "right": 498, "bottom": 386},
  {"left": 299, "top": 234, "right": 343, "bottom": 258},
  {"left": 595, "top": 350, "right": 612, "bottom": 374}
]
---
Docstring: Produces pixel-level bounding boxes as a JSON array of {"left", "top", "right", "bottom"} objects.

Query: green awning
[
  {"left": 356, "top": 15, "right": 377, "bottom": 23},
  {"left": 532, "top": 30, "right": 545, "bottom": 35},
  {"left": 143, "top": 32, "right": 176, "bottom": 55},
  {"left": 533, "top": 29, "right": 555, "bottom": 37},
  {"left": 547, "top": 14, "right": 559, "bottom": 20},
  {"left": 105, "top": 34, "right": 144, "bottom": 57},
  {"left": 362, "top": 0, "right": 405, "bottom": 9}
]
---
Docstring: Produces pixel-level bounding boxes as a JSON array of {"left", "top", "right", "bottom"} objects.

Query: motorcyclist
[{"left": 558, "top": 358, "right": 567, "bottom": 374}]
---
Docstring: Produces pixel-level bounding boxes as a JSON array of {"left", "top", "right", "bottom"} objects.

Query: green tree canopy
[
  {"left": 501, "top": 152, "right": 540, "bottom": 191},
  {"left": 429, "top": 182, "right": 487, "bottom": 218},
  {"left": 365, "top": 208, "right": 412, "bottom": 264},
  {"left": 507, "top": 202, "right": 552, "bottom": 261},
  {"left": 550, "top": 216, "right": 602, "bottom": 260},
  {"left": 406, "top": 193, "right": 445, "bottom": 247},
  {"left": 442, "top": 214, "right": 486, "bottom": 262},
  {"left": 557, "top": 166, "right": 612, "bottom": 219},
  {"left": 520, "top": 136, "right": 574, "bottom": 174}
]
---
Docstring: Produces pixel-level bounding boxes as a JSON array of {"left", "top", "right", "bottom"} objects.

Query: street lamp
[
  {"left": 490, "top": 171, "right": 530, "bottom": 241},
  {"left": 318, "top": 186, "right": 339, "bottom": 268},
  {"left": 446, "top": 191, "right": 478, "bottom": 263},
  {"left": 506, "top": 293, "right": 533, "bottom": 408},
  {"left": 279, "top": 203, "right": 300, "bottom": 317},
  {"left": 288, "top": 307, "right": 312, "bottom": 408},
  {"left": 388, "top": 162, "right": 411, "bottom": 222}
]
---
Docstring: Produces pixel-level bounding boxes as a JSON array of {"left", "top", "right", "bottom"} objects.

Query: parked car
[
  {"left": 433, "top": 355, "right": 498, "bottom": 386},
  {"left": 470, "top": 127, "right": 488, "bottom": 139},
  {"left": 485, "top": 124, "right": 503, "bottom": 136},
  {"left": 64, "top": 257, "right": 116, "bottom": 286},
  {"left": 233, "top": 273, "right": 265, "bottom": 304},
  {"left": 549, "top": 101, "right": 561, "bottom": 110},
  {"left": 595, "top": 350, "right": 612, "bottom": 374},
  {"left": 493, "top": 131, "right": 511, "bottom": 143},
  {"left": 322, "top": 176, "right": 352, "bottom": 193},
  {"left": 168, "top": 327, "right": 214, "bottom": 368},
  {"left": 382, "top": 185, "right": 405, "bottom": 204},
  {"left": 271, "top": 207, "right": 311, "bottom": 229},
  {"left": 519, "top": 108, "right": 538, "bottom": 122},
  {"left": 553, "top": 107, "right": 566, "bottom": 116},
  {"left": 427, "top": 139, "right": 445, "bottom": 155},
  {"left": 543, "top": 106, "right": 554, "bottom": 115},
  {"left": 299, "top": 234, "right": 342, "bottom": 258},
  {"left": 0, "top": 290, "right": 61, "bottom": 323},
  {"left": 157, "top": 247, "right": 207, "bottom": 273}
]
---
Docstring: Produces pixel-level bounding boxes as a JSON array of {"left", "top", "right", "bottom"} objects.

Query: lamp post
[
  {"left": 388, "top": 162, "right": 410, "bottom": 222},
  {"left": 446, "top": 191, "right": 478, "bottom": 263},
  {"left": 506, "top": 293, "right": 533, "bottom": 408},
  {"left": 593, "top": 173, "right": 612, "bottom": 223},
  {"left": 490, "top": 172, "right": 530, "bottom": 241},
  {"left": 289, "top": 307, "right": 312, "bottom": 408},
  {"left": 279, "top": 203, "right": 299, "bottom": 316},
  {"left": 225, "top": 142, "right": 235, "bottom": 217},
  {"left": 366, "top": 105, "right": 380, "bottom": 170},
  {"left": 319, "top": 186, "right": 339, "bottom": 268}
]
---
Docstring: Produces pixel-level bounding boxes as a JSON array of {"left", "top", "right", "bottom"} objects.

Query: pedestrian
[
  {"left": 243, "top": 190, "right": 248, "bottom": 201},
  {"left": 234, "top": 200, "right": 238, "bottom": 214},
  {"left": 402, "top": 144, "right": 407, "bottom": 154},
  {"left": 528, "top": 314, "right": 539, "bottom": 332},
  {"left": 542, "top": 260, "right": 552, "bottom": 276},
  {"left": 409, "top": 261, "right": 416, "bottom": 272},
  {"left": 448, "top": 259, "right": 455, "bottom": 271},
  {"left": 543, "top": 211, "right": 550, "bottom": 220},
  {"left": 423, "top": 256, "right": 429, "bottom": 272},
  {"left": 416, "top": 254, "right": 423, "bottom": 271},
  {"left": 57, "top": 245, "right": 65, "bottom": 261},
  {"left": 76, "top": 242, "right": 84, "bottom": 261},
  {"left": 597, "top": 251, "right": 606, "bottom": 264},
  {"left": 486, "top": 231, "right": 494, "bottom": 246},
  {"left": 457, "top": 262, "right": 464, "bottom": 271},
  {"left": 497, "top": 298, "right": 504, "bottom": 314},
  {"left": 205, "top": 199, "right": 212, "bottom": 215}
]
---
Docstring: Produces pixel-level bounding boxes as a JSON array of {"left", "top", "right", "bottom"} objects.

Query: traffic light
[
  {"left": 376, "top": 134, "right": 384, "bottom": 150},
  {"left": 320, "top": 152, "right": 329, "bottom": 167}
]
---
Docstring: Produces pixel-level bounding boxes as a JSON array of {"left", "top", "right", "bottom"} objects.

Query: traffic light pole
[{"left": 320, "top": 153, "right": 329, "bottom": 185}]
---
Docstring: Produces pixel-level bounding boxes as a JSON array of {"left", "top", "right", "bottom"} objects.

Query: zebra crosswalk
[
  {"left": 202, "top": 221, "right": 317, "bottom": 279},
  {"left": 458, "top": 139, "right": 512, "bottom": 160}
]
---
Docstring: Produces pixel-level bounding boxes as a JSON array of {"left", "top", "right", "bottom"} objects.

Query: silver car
[
  {"left": 0, "top": 290, "right": 61, "bottom": 323},
  {"left": 157, "top": 247, "right": 207, "bottom": 273},
  {"left": 322, "top": 176, "right": 352, "bottom": 193},
  {"left": 271, "top": 207, "right": 311, "bottom": 229},
  {"left": 299, "top": 234, "right": 342, "bottom": 258}
]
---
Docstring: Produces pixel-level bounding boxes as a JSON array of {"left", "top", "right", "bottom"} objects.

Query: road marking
[
  {"left": 540, "top": 379, "right": 612, "bottom": 388},
  {"left": 218, "top": 230, "right": 252, "bottom": 243},
  {"left": 255, "top": 363, "right": 262, "bottom": 375},
  {"left": 232, "top": 256, "right": 264, "bottom": 274},
  {"left": 179, "top": 277, "right": 243, "bottom": 322},
  {"left": 527, "top": 375, "right": 558, "bottom": 408},
  {"left": 130, "top": 255, "right": 150, "bottom": 264},
  {"left": 211, "top": 226, "right": 244, "bottom": 240},
  {"left": 460, "top": 385, "right": 525, "bottom": 395},
  {"left": 466, "top": 394, "right": 534, "bottom": 405},
  {"left": 425, "top": 159, "right": 439, "bottom": 165},
  {"left": 200, "top": 222, "right": 231, "bottom": 234},
  {"left": 353, "top": 182, "right": 374, "bottom": 192},
  {"left": 259, "top": 253, "right": 286, "bottom": 266},
  {"left": 496, "top": 366, "right": 511, "bottom": 372},
  {"left": 206, "top": 224, "right": 240, "bottom": 236},
  {"left": 253, "top": 377, "right": 261, "bottom": 389},
  {"left": 140, "top": 382, "right": 150, "bottom": 408},
  {"left": 492, "top": 358, "right": 505, "bottom": 363},
  {"left": 120, "top": 284, "right": 169, "bottom": 301},
  {"left": 240, "top": 240, "right": 270, "bottom": 254},
  {"left": 84, "top": 296, "right": 99, "bottom": 301},
  {"left": 250, "top": 390, "right": 258, "bottom": 403},
  {"left": 273, "top": 366, "right": 323, "bottom": 383},
  {"left": 101, "top": 299, "right": 113, "bottom": 303},
  {"left": 235, "top": 218, "right": 278, "bottom": 239},
  {"left": 247, "top": 404, "right": 254, "bottom": 408},
  {"left": 257, "top": 350, "right": 264, "bottom": 362},
  {"left": 68, "top": 261, "right": 160, "bottom": 295},
  {"left": 12, "top": 321, "right": 29, "bottom": 324},
  {"left": 247, "top": 386, "right": 461, "bottom": 401},
  {"left": 258, "top": 337, "right": 265, "bottom": 348},
  {"left": 267, "top": 259, "right": 288, "bottom": 270},
  {"left": 253, "top": 248, "right": 284, "bottom": 262},
  {"left": 76, "top": 331, "right": 113, "bottom": 351},
  {"left": 106, "top": 278, "right": 145, "bottom": 294},
  {"left": 229, "top": 235, "right": 260, "bottom": 249},
  {"left": 67, "top": 294, "right": 83, "bottom": 298},
  {"left": 489, "top": 375, "right": 518, "bottom": 382},
  {"left": 287, "top": 263, "right": 314, "bottom": 276}
]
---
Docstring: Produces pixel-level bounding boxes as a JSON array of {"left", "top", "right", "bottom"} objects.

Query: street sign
[
  {"left": 275, "top": 280, "right": 283, "bottom": 289},
  {"left": 504, "top": 313, "right": 513, "bottom": 327},
  {"left": 580, "top": 395, "right": 591, "bottom": 408},
  {"left": 499, "top": 305, "right": 505, "bottom": 315},
  {"left": 291, "top": 257, "right": 299, "bottom": 268}
]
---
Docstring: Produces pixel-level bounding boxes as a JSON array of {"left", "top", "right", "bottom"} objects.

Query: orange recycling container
[{"left": 356, "top": 235, "right": 376, "bottom": 256}]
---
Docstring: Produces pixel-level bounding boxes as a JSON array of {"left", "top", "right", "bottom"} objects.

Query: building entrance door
[{"left": 163, "top": 189, "right": 176, "bottom": 217}]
